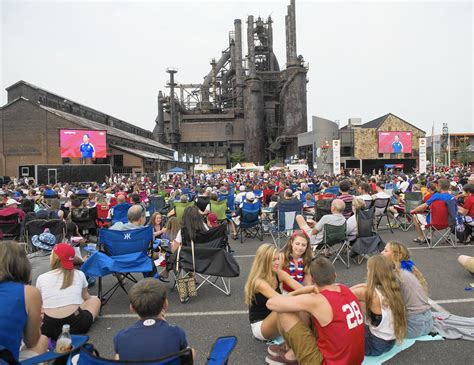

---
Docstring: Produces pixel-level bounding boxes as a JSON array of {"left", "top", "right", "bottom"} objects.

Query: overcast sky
[{"left": 1, "top": 0, "right": 472, "bottom": 134}]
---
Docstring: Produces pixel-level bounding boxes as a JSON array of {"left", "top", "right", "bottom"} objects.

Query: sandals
[{"left": 413, "top": 238, "right": 425, "bottom": 243}]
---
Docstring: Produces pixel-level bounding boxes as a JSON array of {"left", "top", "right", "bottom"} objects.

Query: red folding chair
[
  {"left": 423, "top": 200, "right": 456, "bottom": 248},
  {"left": 95, "top": 204, "right": 111, "bottom": 228}
]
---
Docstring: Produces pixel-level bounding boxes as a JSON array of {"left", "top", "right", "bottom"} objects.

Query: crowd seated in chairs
[{"left": 235, "top": 192, "right": 263, "bottom": 243}]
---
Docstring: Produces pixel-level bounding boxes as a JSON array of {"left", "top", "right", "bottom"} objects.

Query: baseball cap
[
  {"left": 239, "top": 186, "right": 246, "bottom": 192},
  {"left": 53, "top": 243, "right": 75, "bottom": 270},
  {"left": 246, "top": 192, "right": 255, "bottom": 201},
  {"left": 5, "top": 198, "right": 19, "bottom": 207}
]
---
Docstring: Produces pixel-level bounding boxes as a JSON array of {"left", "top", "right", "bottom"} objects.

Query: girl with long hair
[
  {"left": 351, "top": 255, "right": 407, "bottom": 356},
  {"left": 280, "top": 231, "right": 313, "bottom": 294},
  {"left": 150, "top": 212, "right": 164, "bottom": 239},
  {"left": 382, "top": 241, "right": 432, "bottom": 338},
  {"left": 36, "top": 243, "right": 101, "bottom": 340},
  {"left": 244, "top": 243, "right": 303, "bottom": 341}
]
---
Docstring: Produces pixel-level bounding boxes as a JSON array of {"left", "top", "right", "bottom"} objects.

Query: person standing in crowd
[
  {"left": 36, "top": 243, "right": 101, "bottom": 340},
  {"left": 0, "top": 241, "right": 48, "bottom": 362}
]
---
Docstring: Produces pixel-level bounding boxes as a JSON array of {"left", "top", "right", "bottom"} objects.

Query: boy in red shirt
[{"left": 266, "top": 258, "right": 364, "bottom": 365}]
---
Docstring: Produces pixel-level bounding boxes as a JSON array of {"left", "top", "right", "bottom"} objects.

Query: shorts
[
  {"left": 301, "top": 224, "right": 318, "bottom": 247},
  {"left": 407, "top": 310, "right": 433, "bottom": 338},
  {"left": 416, "top": 214, "right": 427, "bottom": 227},
  {"left": 364, "top": 325, "right": 395, "bottom": 356},
  {"left": 42, "top": 307, "right": 93, "bottom": 341},
  {"left": 284, "top": 321, "right": 323, "bottom": 365},
  {"left": 251, "top": 321, "right": 267, "bottom": 341}
]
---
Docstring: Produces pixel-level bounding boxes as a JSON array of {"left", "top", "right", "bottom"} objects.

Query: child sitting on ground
[{"left": 113, "top": 278, "right": 195, "bottom": 361}]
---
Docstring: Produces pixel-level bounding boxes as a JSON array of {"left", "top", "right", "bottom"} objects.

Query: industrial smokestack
[
  {"left": 247, "top": 15, "right": 256, "bottom": 77},
  {"left": 157, "top": 91, "right": 165, "bottom": 143},
  {"left": 286, "top": 0, "right": 297, "bottom": 67},
  {"left": 234, "top": 19, "right": 244, "bottom": 108}
]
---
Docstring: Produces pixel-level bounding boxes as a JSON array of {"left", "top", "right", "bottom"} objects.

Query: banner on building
[
  {"left": 173, "top": 151, "right": 179, "bottom": 161},
  {"left": 419, "top": 137, "right": 427, "bottom": 174},
  {"left": 332, "top": 139, "right": 341, "bottom": 176}
]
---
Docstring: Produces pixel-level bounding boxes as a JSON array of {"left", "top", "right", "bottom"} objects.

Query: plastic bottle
[{"left": 55, "top": 324, "right": 72, "bottom": 353}]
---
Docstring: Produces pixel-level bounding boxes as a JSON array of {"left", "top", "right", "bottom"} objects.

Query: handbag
[{"left": 176, "top": 240, "right": 197, "bottom": 302}]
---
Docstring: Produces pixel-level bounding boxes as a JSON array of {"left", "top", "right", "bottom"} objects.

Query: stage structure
[{"left": 153, "top": 0, "right": 308, "bottom": 167}]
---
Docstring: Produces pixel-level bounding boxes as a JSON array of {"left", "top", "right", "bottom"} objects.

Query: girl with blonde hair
[
  {"left": 36, "top": 243, "right": 101, "bottom": 340},
  {"left": 351, "top": 255, "right": 407, "bottom": 356},
  {"left": 244, "top": 243, "right": 303, "bottom": 341},
  {"left": 280, "top": 231, "right": 313, "bottom": 294},
  {"left": 382, "top": 241, "right": 432, "bottom": 338}
]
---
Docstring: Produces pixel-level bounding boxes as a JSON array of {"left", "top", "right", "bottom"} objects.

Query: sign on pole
[
  {"left": 332, "top": 139, "right": 341, "bottom": 176},
  {"left": 419, "top": 137, "right": 427, "bottom": 174}
]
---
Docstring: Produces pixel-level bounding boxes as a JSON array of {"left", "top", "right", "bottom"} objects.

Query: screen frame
[
  {"left": 59, "top": 128, "right": 108, "bottom": 158},
  {"left": 377, "top": 131, "right": 413, "bottom": 154}
]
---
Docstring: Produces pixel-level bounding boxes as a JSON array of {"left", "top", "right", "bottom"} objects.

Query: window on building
[
  {"left": 378, "top": 153, "right": 384, "bottom": 158},
  {"left": 114, "top": 154, "right": 124, "bottom": 167},
  {"left": 218, "top": 141, "right": 224, "bottom": 147},
  {"left": 201, "top": 142, "right": 206, "bottom": 147}
]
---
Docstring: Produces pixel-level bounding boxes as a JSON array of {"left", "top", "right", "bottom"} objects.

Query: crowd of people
[{"left": 0, "top": 166, "right": 473, "bottom": 363}]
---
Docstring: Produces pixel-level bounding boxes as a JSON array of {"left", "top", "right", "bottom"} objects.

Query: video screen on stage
[
  {"left": 378, "top": 131, "right": 412, "bottom": 154},
  {"left": 60, "top": 129, "right": 107, "bottom": 158}
]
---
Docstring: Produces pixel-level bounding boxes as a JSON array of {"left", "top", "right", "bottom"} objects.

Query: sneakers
[
  {"left": 267, "top": 343, "right": 288, "bottom": 357},
  {"left": 265, "top": 353, "right": 298, "bottom": 365}
]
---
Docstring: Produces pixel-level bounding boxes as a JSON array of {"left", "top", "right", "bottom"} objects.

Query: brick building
[
  {"left": 0, "top": 81, "right": 178, "bottom": 177},
  {"left": 298, "top": 113, "right": 426, "bottom": 174}
]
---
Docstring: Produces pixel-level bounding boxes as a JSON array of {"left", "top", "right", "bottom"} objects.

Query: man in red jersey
[{"left": 266, "top": 258, "right": 364, "bottom": 365}]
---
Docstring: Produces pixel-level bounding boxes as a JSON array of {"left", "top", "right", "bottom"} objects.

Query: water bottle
[{"left": 55, "top": 324, "right": 72, "bottom": 353}]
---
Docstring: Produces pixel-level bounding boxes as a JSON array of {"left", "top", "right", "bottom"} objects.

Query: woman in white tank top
[{"left": 351, "top": 255, "right": 407, "bottom": 356}]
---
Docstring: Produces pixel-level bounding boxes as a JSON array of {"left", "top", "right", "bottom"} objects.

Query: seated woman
[
  {"left": 280, "top": 231, "right": 312, "bottom": 294},
  {"left": 0, "top": 241, "right": 48, "bottom": 361},
  {"left": 244, "top": 243, "right": 303, "bottom": 341},
  {"left": 351, "top": 255, "right": 407, "bottom": 356},
  {"left": 150, "top": 212, "right": 165, "bottom": 239},
  {"left": 346, "top": 198, "right": 367, "bottom": 243},
  {"left": 382, "top": 241, "right": 433, "bottom": 338},
  {"left": 36, "top": 243, "right": 101, "bottom": 341}
]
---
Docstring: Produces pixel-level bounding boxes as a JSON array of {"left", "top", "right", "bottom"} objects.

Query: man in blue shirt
[
  {"left": 391, "top": 134, "right": 404, "bottom": 154},
  {"left": 113, "top": 278, "right": 194, "bottom": 361},
  {"left": 411, "top": 178, "right": 456, "bottom": 224},
  {"left": 79, "top": 134, "right": 95, "bottom": 158}
]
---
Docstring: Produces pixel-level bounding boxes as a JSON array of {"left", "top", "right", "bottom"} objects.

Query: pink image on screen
[
  {"left": 378, "top": 131, "right": 412, "bottom": 154},
  {"left": 60, "top": 129, "right": 107, "bottom": 158}
]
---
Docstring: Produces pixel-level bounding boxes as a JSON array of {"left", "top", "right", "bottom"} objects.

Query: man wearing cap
[
  {"left": 235, "top": 185, "right": 247, "bottom": 206},
  {"left": 0, "top": 198, "right": 26, "bottom": 221}
]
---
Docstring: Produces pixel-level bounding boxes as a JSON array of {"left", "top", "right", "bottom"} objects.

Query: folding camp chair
[
  {"left": 314, "top": 222, "right": 350, "bottom": 268},
  {"left": 81, "top": 225, "right": 155, "bottom": 305},
  {"left": 237, "top": 201, "right": 263, "bottom": 243},
  {"left": 0, "top": 212, "right": 21, "bottom": 240},
  {"left": 196, "top": 196, "right": 211, "bottom": 213},
  {"left": 174, "top": 224, "right": 240, "bottom": 298},
  {"left": 210, "top": 199, "right": 228, "bottom": 222},
  {"left": 75, "top": 344, "right": 193, "bottom": 365},
  {"left": 174, "top": 202, "right": 195, "bottom": 224},
  {"left": 316, "top": 199, "right": 333, "bottom": 221},
  {"left": 421, "top": 200, "right": 456, "bottom": 249},
  {"left": 343, "top": 200, "right": 353, "bottom": 218},
  {"left": 148, "top": 195, "right": 169, "bottom": 216},
  {"left": 351, "top": 206, "right": 385, "bottom": 264},
  {"left": 95, "top": 204, "right": 111, "bottom": 229},
  {"left": 395, "top": 192, "right": 423, "bottom": 232},
  {"left": 110, "top": 203, "right": 132, "bottom": 224},
  {"left": 270, "top": 203, "right": 302, "bottom": 249},
  {"left": 206, "top": 336, "right": 238, "bottom": 365},
  {"left": 373, "top": 198, "right": 394, "bottom": 233},
  {"left": 24, "top": 219, "right": 66, "bottom": 252},
  {"left": 0, "top": 335, "right": 88, "bottom": 365}
]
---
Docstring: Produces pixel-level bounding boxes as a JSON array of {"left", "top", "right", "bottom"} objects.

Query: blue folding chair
[
  {"left": 237, "top": 201, "right": 263, "bottom": 243},
  {"left": 270, "top": 201, "right": 302, "bottom": 249},
  {"left": 0, "top": 335, "right": 88, "bottom": 365},
  {"left": 75, "top": 344, "right": 193, "bottom": 365},
  {"left": 81, "top": 225, "right": 155, "bottom": 305},
  {"left": 111, "top": 202, "right": 132, "bottom": 224},
  {"left": 206, "top": 336, "right": 238, "bottom": 365}
]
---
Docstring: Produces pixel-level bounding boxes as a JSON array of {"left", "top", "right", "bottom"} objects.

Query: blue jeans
[
  {"left": 407, "top": 310, "right": 433, "bottom": 338},
  {"left": 364, "top": 325, "right": 395, "bottom": 356}
]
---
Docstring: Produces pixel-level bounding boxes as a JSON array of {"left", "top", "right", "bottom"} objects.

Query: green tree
[
  {"left": 230, "top": 151, "right": 245, "bottom": 164},
  {"left": 456, "top": 140, "right": 473, "bottom": 165}
]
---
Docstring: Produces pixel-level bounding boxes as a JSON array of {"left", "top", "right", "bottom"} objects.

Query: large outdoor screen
[
  {"left": 378, "top": 131, "right": 412, "bottom": 154},
  {"left": 60, "top": 129, "right": 107, "bottom": 158}
]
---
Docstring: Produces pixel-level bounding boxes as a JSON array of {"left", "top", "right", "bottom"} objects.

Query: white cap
[
  {"left": 239, "top": 186, "right": 246, "bottom": 192},
  {"left": 246, "top": 192, "right": 255, "bottom": 201},
  {"left": 5, "top": 198, "right": 18, "bottom": 207}
]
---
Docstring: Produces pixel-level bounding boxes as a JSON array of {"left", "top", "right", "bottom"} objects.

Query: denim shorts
[
  {"left": 407, "top": 310, "right": 433, "bottom": 338},
  {"left": 364, "top": 325, "right": 395, "bottom": 356}
]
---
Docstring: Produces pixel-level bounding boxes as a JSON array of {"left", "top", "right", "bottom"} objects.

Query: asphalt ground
[{"left": 84, "top": 222, "right": 474, "bottom": 365}]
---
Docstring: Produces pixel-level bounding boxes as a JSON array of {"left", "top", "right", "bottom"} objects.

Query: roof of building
[
  {"left": 5, "top": 80, "right": 153, "bottom": 139},
  {"left": 112, "top": 145, "right": 173, "bottom": 161},
  {"left": 38, "top": 104, "right": 174, "bottom": 152},
  {"left": 340, "top": 113, "right": 426, "bottom": 133}
]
